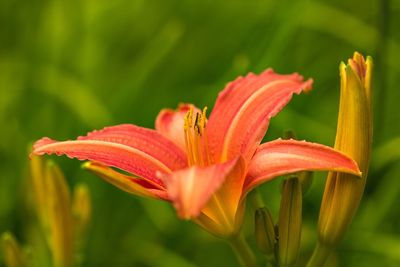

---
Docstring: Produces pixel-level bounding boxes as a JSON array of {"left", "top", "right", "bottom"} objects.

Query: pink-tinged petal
[
  {"left": 244, "top": 139, "right": 361, "bottom": 193},
  {"left": 32, "top": 124, "right": 188, "bottom": 188},
  {"left": 33, "top": 138, "right": 167, "bottom": 188},
  {"left": 207, "top": 69, "right": 313, "bottom": 163},
  {"left": 161, "top": 158, "right": 240, "bottom": 219},
  {"left": 155, "top": 103, "right": 200, "bottom": 151},
  {"left": 82, "top": 162, "right": 168, "bottom": 200},
  {"left": 79, "top": 124, "right": 187, "bottom": 171}
]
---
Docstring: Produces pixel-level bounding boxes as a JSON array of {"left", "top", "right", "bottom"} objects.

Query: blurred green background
[{"left": 1, "top": 0, "right": 399, "bottom": 266}]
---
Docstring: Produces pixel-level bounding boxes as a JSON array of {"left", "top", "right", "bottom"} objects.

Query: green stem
[
  {"left": 306, "top": 243, "right": 332, "bottom": 267},
  {"left": 228, "top": 233, "right": 258, "bottom": 267}
]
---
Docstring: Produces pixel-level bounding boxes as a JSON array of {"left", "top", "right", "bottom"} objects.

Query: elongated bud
[
  {"left": 29, "top": 156, "right": 49, "bottom": 228},
  {"left": 308, "top": 53, "right": 373, "bottom": 267},
  {"left": 72, "top": 183, "right": 91, "bottom": 237},
  {"left": 1, "top": 232, "right": 26, "bottom": 267},
  {"left": 278, "top": 178, "right": 302, "bottom": 267},
  {"left": 45, "top": 161, "right": 74, "bottom": 267},
  {"left": 255, "top": 207, "right": 277, "bottom": 262}
]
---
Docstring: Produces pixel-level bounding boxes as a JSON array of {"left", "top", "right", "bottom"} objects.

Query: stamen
[
  {"left": 184, "top": 107, "right": 195, "bottom": 165},
  {"left": 200, "top": 107, "right": 208, "bottom": 128},
  {"left": 183, "top": 106, "right": 211, "bottom": 166},
  {"left": 194, "top": 112, "right": 201, "bottom": 135}
]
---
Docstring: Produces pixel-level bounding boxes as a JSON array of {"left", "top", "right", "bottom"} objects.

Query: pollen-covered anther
[{"left": 183, "top": 106, "right": 210, "bottom": 166}]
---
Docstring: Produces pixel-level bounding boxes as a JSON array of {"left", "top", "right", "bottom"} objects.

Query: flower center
[{"left": 184, "top": 107, "right": 211, "bottom": 166}]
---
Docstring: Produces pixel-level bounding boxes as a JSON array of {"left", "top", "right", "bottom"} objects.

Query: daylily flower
[{"left": 32, "top": 69, "right": 361, "bottom": 238}]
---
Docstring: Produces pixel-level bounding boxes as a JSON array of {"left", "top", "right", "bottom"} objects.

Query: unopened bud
[
  {"left": 29, "top": 156, "right": 48, "bottom": 227},
  {"left": 255, "top": 207, "right": 277, "bottom": 262},
  {"left": 318, "top": 53, "right": 372, "bottom": 246},
  {"left": 72, "top": 183, "right": 91, "bottom": 237},
  {"left": 1, "top": 232, "right": 26, "bottom": 267},
  {"left": 308, "top": 53, "right": 373, "bottom": 267},
  {"left": 45, "top": 161, "right": 74, "bottom": 267},
  {"left": 278, "top": 178, "right": 302, "bottom": 267}
]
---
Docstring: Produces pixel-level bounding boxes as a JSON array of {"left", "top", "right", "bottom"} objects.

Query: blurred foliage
[{"left": 0, "top": 0, "right": 399, "bottom": 266}]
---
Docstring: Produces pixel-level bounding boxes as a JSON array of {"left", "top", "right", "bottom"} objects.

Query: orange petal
[
  {"left": 83, "top": 162, "right": 168, "bottom": 200},
  {"left": 201, "top": 156, "right": 246, "bottom": 228},
  {"left": 32, "top": 124, "right": 188, "bottom": 187},
  {"left": 161, "top": 158, "right": 240, "bottom": 219},
  {"left": 207, "top": 69, "right": 312, "bottom": 163},
  {"left": 244, "top": 139, "right": 361, "bottom": 193},
  {"left": 79, "top": 124, "right": 187, "bottom": 171},
  {"left": 155, "top": 103, "right": 201, "bottom": 151}
]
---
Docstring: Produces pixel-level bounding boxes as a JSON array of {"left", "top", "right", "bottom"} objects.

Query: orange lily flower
[{"left": 32, "top": 69, "right": 361, "bottom": 238}]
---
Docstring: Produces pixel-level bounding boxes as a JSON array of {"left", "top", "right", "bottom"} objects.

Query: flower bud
[
  {"left": 308, "top": 52, "right": 372, "bottom": 266},
  {"left": 254, "top": 207, "right": 277, "bottom": 262},
  {"left": 1, "top": 232, "right": 26, "bottom": 267},
  {"left": 318, "top": 52, "right": 372, "bottom": 244},
  {"left": 278, "top": 178, "right": 302, "bottom": 267},
  {"left": 45, "top": 161, "right": 74, "bottom": 267},
  {"left": 29, "top": 156, "right": 48, "bottom": 228},
  {"left": 72, "top": 183, "right": 91, "bottom": 238}
]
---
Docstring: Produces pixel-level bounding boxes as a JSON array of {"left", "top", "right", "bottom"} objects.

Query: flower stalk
[{"left": 228, "top": 233, "right": 257, "bottom": 267}]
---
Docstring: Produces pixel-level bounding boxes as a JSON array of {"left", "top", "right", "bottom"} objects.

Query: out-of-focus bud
[
  {"left": 307, "top": 52, "right": 373, "bottom": 267},
  {"left": 72, "top": 183, "right": 91, "bottom": 238},
  {"left": 29, "top": 156, "right": 48, "bottom": 228},
  {"left": 45, "top": 161, "right": 74, "bottom": 267},
  {"left": 254, "top": 207, "right": 277, "bottom": 263},
  {"left": 1, "top": 232, "right": 26, "bottom": 267},
  {"left": 278, "top": 178, "right": 302, "bottom": 267}
]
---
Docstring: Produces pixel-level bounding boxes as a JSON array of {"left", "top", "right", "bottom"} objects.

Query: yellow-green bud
[
  {"left": 278, "top": 178, "right": 302, "bottom": 267},
  {"left": 318, "top": 52, "right": 372, "bottom": 246},
  {"left": 72, "top": 183, "right": 91, "bottom": 237},
  {"left": 29, "top": 156, "right": 49, "bottom": 228},
  {"left": 1, "top": 232, "right": 26, "bottom": 267},
  {"left": 255, "top": 207, "right": 277, "bottom": 262},
  {"left": 45, "top": 161, "right": 74, "bottom": 267},
  {"left": 308, "top": 52, "right": 372, "bottom": 267}
]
